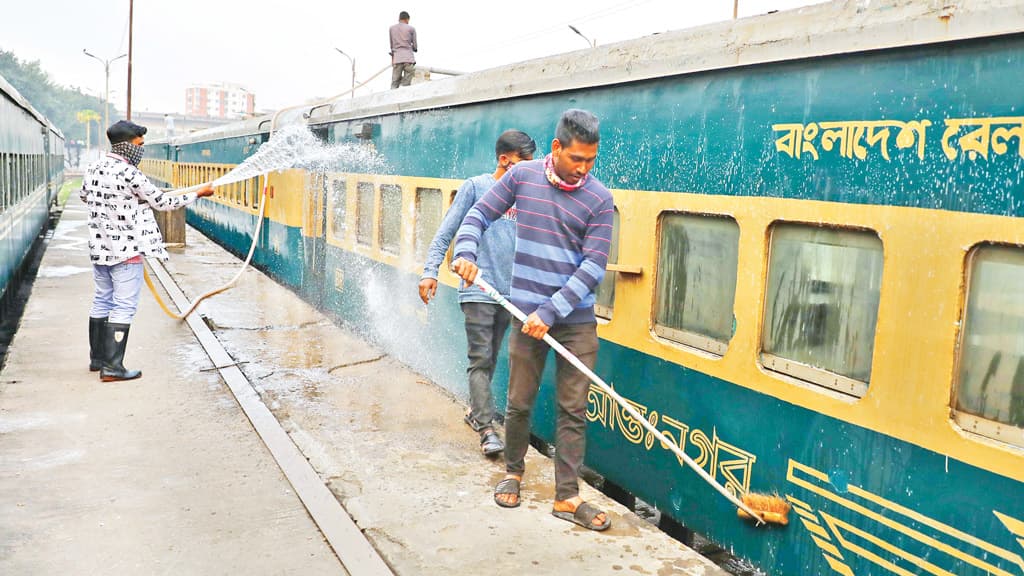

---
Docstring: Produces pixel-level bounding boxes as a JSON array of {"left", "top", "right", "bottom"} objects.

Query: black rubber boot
[
  {"left": 100, "top": 322, "right": 142, "bottom": 382},
  {"left": 88, "top": 317, "right": 107, "bottom": 371}
]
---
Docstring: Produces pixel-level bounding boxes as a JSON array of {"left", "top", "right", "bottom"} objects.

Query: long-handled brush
[{"left": 463, "top": 273, "right": 789, "bottom": 527}]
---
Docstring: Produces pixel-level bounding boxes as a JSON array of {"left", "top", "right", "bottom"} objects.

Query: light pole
[
  {"left": 83, "top": 49, "right": 127, "bottom": 143},
  {"left": 334, "top": 48, "right": 356, "bottom": 98},
  {"left": 568, "top": 25, "right": 596, "bottom": 48}
]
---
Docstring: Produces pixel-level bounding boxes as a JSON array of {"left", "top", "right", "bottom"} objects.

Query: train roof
[
  {"left": 0, "top": 73, "right": 65, "bottom": 140},
  {"left": 165, "top": 0, "right": 1024, "bottom": 147}
]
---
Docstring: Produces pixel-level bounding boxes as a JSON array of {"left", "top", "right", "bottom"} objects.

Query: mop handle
[{"left": 466, "top": 273, "right": 765, "bottom": 525}]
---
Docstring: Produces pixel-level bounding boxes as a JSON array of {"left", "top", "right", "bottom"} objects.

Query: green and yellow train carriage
[
  {"left": 144, "top": 2, "right": 1024, "bottom": 574},
  {"left": 0, "top": 73, "right": 64, "bottom": 307}
]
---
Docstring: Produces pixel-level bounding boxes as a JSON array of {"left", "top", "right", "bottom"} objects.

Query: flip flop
[
  {"left": 493, "top": 477, "right": 521, "bottom": 508},
  {"left": 551, "top": 501, "right": 611, "bottom": 531}
]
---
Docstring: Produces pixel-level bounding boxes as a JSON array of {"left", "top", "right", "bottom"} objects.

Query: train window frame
[
  {"left": 379, "top": 184, "right": 403, "bottom": 255},
  {"left": 759, "top": 222, "right": 884, "bottom": 399},
  {"left": 414, "top": 187, "right": 443, "bottom": 263},
  {"left": 594, "top": 207, "right": 620, "bottom": 321},
  {"left": 652, "top": 211, "right": 741, "bottom": 357},
  {"left": 330, "top": 177, "right": 348, "bottom": 241},
  {"left": 952, "top": 242, "right": 1024, "bottom": 448},
  {"left": 1, "top": 152, "right": 7, "bottom": 211},
  {"left": 356, "top": 181, "right": 375, "bottom": 247}
]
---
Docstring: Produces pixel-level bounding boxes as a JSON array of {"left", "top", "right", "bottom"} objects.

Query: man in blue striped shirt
[{"left": 453, "top": 109, "right": 614, "bottom": 531}]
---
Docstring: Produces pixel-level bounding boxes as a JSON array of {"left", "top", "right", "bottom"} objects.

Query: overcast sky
[{"left": 3, "top": 0, "right": 822, "bottom": 115}]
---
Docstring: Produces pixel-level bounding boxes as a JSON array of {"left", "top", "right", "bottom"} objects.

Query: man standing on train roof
[
  {"left": 419, "top": 129, "right": 537, "bottom": 457},
  {"left": 452, "top": 109, "right": 614, "bottom": 531},
  {"left": 80, "top": 120, "right": 215, "bottom": 382},
  {"left": 389, "top": 10, "right": 417, "bottom": 89}
]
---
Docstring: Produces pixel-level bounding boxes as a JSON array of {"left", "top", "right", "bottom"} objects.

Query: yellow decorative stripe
[
  {"left": 793, "top": 505, "right": 821, "bottom": 524},
  {"left": 811, "top": 535, "right": 844, "bottom": 559},
  {"left": 789, "top": 460, "right": 1024, "bottom": 574},
  {"left": 995, "top": 510, "right": 1024, "bottom": 538},
  {"left": 786, "top": 494, "right": 813, "bottom": 512},
  {"left": 821, "top": 512, "right": 956, "bottom": 576},
  {"left": 148, "top": 162, "right": 1024, "bottom": 483},
  {"left": 800, "top": 517, "right": 831, "bottom": 539},
  {"left": 822, "top": 553, "right": 855, "bottom": 576}
]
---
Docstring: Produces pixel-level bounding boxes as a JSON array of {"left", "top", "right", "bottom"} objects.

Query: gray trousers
[
  {"left": 461, "top": 302, "right": 511, "bottom": 430},
  {"left": 505, "top": 320, "right": 598, "bottom": 501},
  {"left": 391, "top": 63, "right": 415, "bottom": 88}
]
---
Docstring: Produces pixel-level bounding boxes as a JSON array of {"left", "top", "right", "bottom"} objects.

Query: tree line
[{"left": 1, "top": 48, "right": 109, "bottom": 148}]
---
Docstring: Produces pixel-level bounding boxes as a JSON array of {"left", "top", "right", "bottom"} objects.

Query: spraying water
[
  {"left": 155, "top": 124, "right": 389, "bottom": 320},
  {"left": 201, "top": 124, "right": 389, "bottom": 189}
]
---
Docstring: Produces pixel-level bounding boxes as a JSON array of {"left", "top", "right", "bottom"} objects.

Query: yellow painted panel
[{"left": 163, "top": 162, "right": 1024, "bottom": 482}]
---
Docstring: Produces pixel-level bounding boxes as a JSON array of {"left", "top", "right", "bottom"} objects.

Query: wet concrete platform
[{"left": 1, "top": 195, "right": 726, "bottom": 575}]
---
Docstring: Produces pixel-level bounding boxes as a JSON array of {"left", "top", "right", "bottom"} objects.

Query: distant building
[
  {"left": 130, "top": 111, "right": 238, "bottom": 141},
  {"left": 185, "top": 83, "right": 255, "bottom": 119}
]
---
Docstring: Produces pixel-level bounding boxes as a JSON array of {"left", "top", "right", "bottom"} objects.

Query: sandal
[
  {"left": 464, "top": 412, "right": 485, "bottom": 432},
  {"left": 551, "top": 501, "right": 611, "bottom": 531},
  {"left": 493, "top": 477, "right": 521, "bottom": 508},
  {"left": 480, "top": 430, "right": 505, "bottom": 456}
]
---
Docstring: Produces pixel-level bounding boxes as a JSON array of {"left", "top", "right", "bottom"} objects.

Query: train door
[
  {"left": 302, "top": 170, "right": 329, "bottom": 304},
  {"left": 41, "top": 127, "right": 52, "bottom": 205}
]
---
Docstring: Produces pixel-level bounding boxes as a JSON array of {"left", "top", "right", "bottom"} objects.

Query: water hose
[
  {"left": 463, "top": 273, "right": 790, "bottom": 526},
  {"left": 143, "top": 177, "right": 268, "bottom": 320}
]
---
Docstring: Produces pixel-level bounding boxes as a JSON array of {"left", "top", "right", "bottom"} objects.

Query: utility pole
[
  {"left": 334, "top": 48, "right": 356, "bottom": 98},
  {"left": 734, "top": 0, "right": 739, "bottom": 19},
  {"left": 127, "top": 0, "right": 134, "bottom": 120},
  {"left": 83, "top": 49, "right": 127, "bottom": 146}
]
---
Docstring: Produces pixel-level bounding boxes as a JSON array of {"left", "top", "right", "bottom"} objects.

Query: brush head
[{"left": 738, "top": 493, "right": 791, "bottom": 526}]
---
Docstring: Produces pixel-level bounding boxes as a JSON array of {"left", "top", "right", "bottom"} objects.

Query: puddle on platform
[{"left": 36, "top": 265, "right": 91, "bottom": 278}]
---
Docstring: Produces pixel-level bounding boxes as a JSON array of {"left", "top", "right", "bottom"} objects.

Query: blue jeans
[{"left": 90, "top": 261, "right": 144, "bottom": 324}]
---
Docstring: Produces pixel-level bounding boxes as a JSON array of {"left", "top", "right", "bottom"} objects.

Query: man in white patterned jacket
[{"left": 80, "top": 120, "right": 214, "bottom": 382}]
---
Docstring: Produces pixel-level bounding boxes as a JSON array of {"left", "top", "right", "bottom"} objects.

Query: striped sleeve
[
  {"left": 535, "top": 194, "right": 615, "bottom": 326},
  {"left": 453, "top": 169, "right": 517, "bottom": 264}
]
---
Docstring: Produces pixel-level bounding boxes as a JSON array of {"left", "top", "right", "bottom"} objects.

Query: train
[
  {"left": 141, "top": 1, "right": 1024, "bottom": 574},
  {"left": 0, "top": 74, "right": 65, "bottom": 309}
]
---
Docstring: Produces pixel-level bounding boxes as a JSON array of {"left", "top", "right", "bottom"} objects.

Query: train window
[
  {"left": 654, "top": 213, "right": 739, "bottom": 355},
  {"left": 380, "top": 184, "right": 402, "bottom": 255},
  {"left": 761, "top": 224, "right": 882, "bottom": 397},
  {"left": 16, "top": 155, "right": 23, "bottom": 200},
  {"left": 954, "top": 244, "right": 1024, "bottom": 446},
  {"left": 595, "top": 207, "right": 620, "bottom": 320},
  {"left": 330, "top": 178, "right": 347, "bottom": 239},
  {"left": 1, "top": 153, "right": 7, "bottom": 211},
  {"left": 415, "top": 188, "right": 442, "bottom": 262},
  {"left": 356, "top": 182, "right": 375, "bottom": 246}
]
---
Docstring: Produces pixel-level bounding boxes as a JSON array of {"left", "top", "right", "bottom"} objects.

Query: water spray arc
[{"left": 146, "top": 123, "right": 387, "bottom": 321}]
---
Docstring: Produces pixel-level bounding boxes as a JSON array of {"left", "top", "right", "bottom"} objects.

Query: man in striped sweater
[{"left": 452, "top": 109, "right": 614, "bottom": 531}]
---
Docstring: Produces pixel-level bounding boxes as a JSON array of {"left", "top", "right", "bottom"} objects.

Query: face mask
[{"left": 112, "top": 142, "right": 144, "bottom": 166}]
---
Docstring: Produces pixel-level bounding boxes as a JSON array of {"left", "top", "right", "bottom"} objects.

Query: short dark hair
[
  {"left": 399, "top": 11, "right": 410, "bottom": 20},
  {"left": 107, "top": 120, "right": 147, "bottom": 145},
  {"left": 495, "top": 129, "right": 536, "bottom": 160},
  {"left": 554, "top": 109, "right": 600, "bottom": 147}
]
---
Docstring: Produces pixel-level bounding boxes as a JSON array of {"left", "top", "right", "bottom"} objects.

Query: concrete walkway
[{"left": 0, "top": 195, "right": 726, "bottom": 575}]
